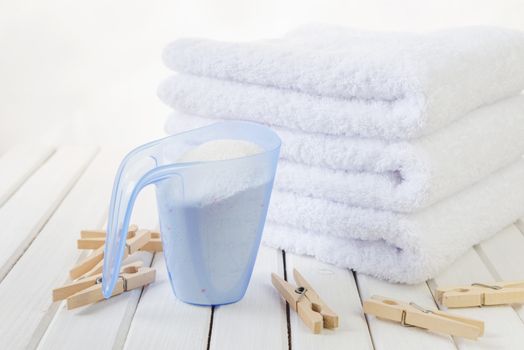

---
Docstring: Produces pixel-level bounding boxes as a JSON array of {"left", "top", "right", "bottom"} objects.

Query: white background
[{"left": 1, "top": 0, "right": 524, "bottom": 151}]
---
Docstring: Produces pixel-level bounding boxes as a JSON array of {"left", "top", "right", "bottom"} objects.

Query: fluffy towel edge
[
  {"left": 159, "top": 74, "right": 427, "bottom": 140},
  {"left": 263, "top": 158, "right": 524, "bottom": 283},
  {"left": 162, "top": 26, "right": 524, "bottom": 137},
  {"left": 164, "top": 95, "right": 524, "bottom": 212}
]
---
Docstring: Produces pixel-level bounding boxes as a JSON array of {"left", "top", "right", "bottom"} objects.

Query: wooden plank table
[{"left": 1, "top": 144, "right": 523, "bottom": 350}]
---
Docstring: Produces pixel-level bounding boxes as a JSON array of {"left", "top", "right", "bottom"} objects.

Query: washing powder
[
  {"left": 157, "top": 139, "right": 272, "bottom": 304},
  {"left": 177, "top": 139, "right": 263, "bottom": 162}
]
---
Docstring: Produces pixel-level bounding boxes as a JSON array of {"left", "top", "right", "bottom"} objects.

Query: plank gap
[
  {"left": 206, "top": 246, "right": 284, "bottom": 349},
  {"left": 282, "top": 250, "right": 292, "bottom": 350},
  {"left": 0, "top": 149, "right": 99, "bottom": 285},
  {"left": 424, "top": 279, "right": 445, "bottom": 310},
  {"left": 353, "top": 270, "right": 376, "bottom": 350},
  {"left": 30, "top": 215, "right": 109, "bottom": 350},
  {"left": 426, "top": 245, "right": 524, "bottom": 348},
  {"left": 113, "top": 251, "right": 158, "bottom": 350},
  {"left": 0, "top": 147, "right": 56, "bottom": 209},
  {"left": 425, "top": 279, "right": 438, "bottom": 301},
  {"left": 517, "top": 220, "right": 524, "bottom": 236},
  {"left": 473, "top": 245, "right": 503, "bottom": 281},
  {"left": 425, "top": 280, "right": 460, "bottom": 350},
  {"left": 206, "top": 306, "right": 215, "bottom": 350},
  {"left": 473, "top": 227, "right": 524, "bottom": 326}
]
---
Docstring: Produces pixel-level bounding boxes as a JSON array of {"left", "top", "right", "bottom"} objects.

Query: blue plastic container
[{"left": 102, "top": 121, "right": 280, "bottom": 305}]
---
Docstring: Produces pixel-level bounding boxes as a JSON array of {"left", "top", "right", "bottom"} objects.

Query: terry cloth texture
[
  {"left": 159, "top": 24, "right": 524, "bottom": 283},
  {"left": 162, "top": 25, "right": 524, "bottom": 139},
  {"left": 165, "top": 94, "right": 524, "bottom": 212},
  {"left": 263, "top": 159, "right": 524, "bottom": 283}
]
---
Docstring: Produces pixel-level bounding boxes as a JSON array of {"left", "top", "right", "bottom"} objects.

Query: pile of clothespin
[
  {"left": 272, "top": 270, "right": 524, "bottom": 339},
  {"left": 52, "top": 225, "right": 163, "bottom": 310}
]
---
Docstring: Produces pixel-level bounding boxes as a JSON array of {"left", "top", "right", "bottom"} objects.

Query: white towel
[
  {"left": 165, "top": 94, "right": 524, "bottom": 212},
  {"left": 264, "top": 158, "right": 524, "bottom": 283},
  {"left": 162, "top": 25, "right": 524, "bottom": 139}
]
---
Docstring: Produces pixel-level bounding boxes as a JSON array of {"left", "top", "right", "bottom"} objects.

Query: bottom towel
[{"left": 263, "top": 158, "right": 524, "bottom": 283}]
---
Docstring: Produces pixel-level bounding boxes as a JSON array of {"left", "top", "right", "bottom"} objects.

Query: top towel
[{"left": 163, "top": 25, "right": 524, "bottom": 139}]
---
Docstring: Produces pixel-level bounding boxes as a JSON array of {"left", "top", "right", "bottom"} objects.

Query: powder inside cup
[
  {"left": 158, "top": 138, "right": 272, "bottom": 303},
  {"left": 177, "top": 139, "right": 263, "bottom": 163},
  {"left": 176, "top": 139, "right": 268, "bottom": 204}
]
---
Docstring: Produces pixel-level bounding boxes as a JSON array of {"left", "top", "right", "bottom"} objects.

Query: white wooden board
[
  {"left": 475, "top": 225, "right": 524, "bottom": 322},
  {"left": 0, "top": 144, "right": 54, "bottom": 207},
  {"left": 0, "top": 142, "right": 523, "bottom": 350},
  {"left": 0, "top": 146, "right": 97, "bottom": 281},
  {"left": 124, "top": 254, "right": 211, "bottom": 350},
  {"left": 356, "top": 273, "right": 456, "bottom": 349},
  {"left": 429, "top": 248, "right": 524, "bottom": 350},
  {"left": 285, "top": 254, "right": 373, "bottom": 350},
  {"left": 515, "top": 217, "right": 524, "bottom": 233},
  {"left": 0, "top": 149, "right": 111, "bottom": 349},
  {"left": 38, "top": 184, "right": 158, "bottom": 350},
  {"left": 209, "top": 246, "right": 287, "bottom": 349}
]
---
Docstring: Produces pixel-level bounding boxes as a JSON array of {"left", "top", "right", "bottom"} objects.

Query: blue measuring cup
[{"left": 102, "top": 121, "right": 280, "bottom": 305}]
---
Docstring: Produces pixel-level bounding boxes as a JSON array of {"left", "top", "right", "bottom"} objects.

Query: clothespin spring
[
  {"left": 271, "top": 270, "right": 339, "bottom": 333},
  {"left": 471, "top": 283, "right": 502, "bottom": 306},
  {"left": 400, "top": 302, "right": 433, "bottom": 327},
  {"left": 95, "top": 276, "right": 128, "bottom": 291},
  {"left": 471, "top": 283, "right": 501, "bottom": 290},
  {"left": 294, "top": 286, "right": 308, "bottom": 304},
  {"left": 364, "top": 295, "right": 485, "bottom": 339}
]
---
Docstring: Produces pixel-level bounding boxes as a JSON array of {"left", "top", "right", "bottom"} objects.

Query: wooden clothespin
[
  {"left": 70, "top": 226, "right": 153, "bottom": 279},
  {"left": 271, "top": 269, "right": 339, "bottom": 333},
  {"left": 436, "top": 280, "right": 524, "bottom": 308},
  {"left": 363, "top": 295, "right": 484, "bottom": 340},
  {"left": 77, "top": 225, "right": 162, "bottom": 252},
  {"left": 69, "top": 245, "right": 105, "bottom": 279},
  {"left": 53, "top": 261, "right": 155, "bottom": 310}
]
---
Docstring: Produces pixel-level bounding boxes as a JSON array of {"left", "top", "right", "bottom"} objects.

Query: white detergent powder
[
  {"left": 158, "top": 139, "right": 273, "bottom": 305},
  {"left": 177, "top": 139, "right": 263, "bottom": 163},
  {"left": 176, "top": 139, "right": 269, "bottom": 204}
]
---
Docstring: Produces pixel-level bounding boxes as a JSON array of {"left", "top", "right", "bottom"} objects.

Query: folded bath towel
[
  {"left": 165, "top": 94, "right": 524, "bottom": 211},
  {"left": 264, "top": 158, "right": 524, "bottom": 283},
  {"left": 162, "top": 25, "right": 524, "bottom": 139}
]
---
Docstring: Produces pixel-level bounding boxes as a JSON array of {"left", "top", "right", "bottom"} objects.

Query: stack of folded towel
[{"left": 158, "top": 25, "right": 524, "bottom": 283}]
